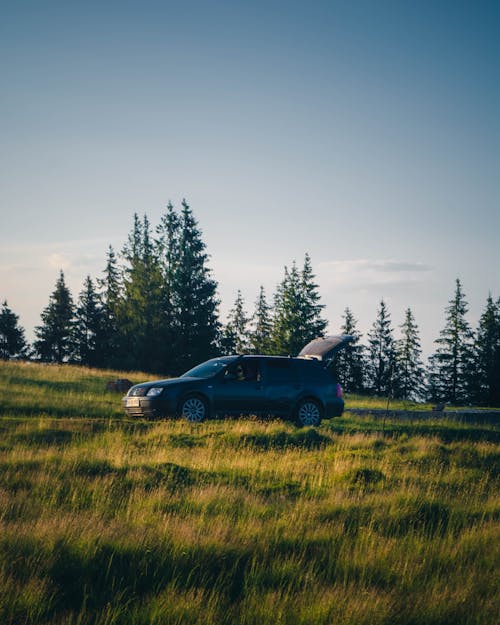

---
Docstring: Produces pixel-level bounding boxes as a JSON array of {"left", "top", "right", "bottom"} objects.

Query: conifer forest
[{"left": 1, "top": 201, "right": 499, "bottom": 406}]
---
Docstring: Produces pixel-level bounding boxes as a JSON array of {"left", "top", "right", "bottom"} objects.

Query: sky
[{"left": 1, "top": 0, "right": 499, "bottom": 358}]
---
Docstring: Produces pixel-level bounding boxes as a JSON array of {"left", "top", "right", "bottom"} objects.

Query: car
[{"left": 123, "top": 335, "right": 353, "bottom": 426}]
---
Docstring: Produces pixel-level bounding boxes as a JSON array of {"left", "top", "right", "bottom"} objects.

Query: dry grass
[{"left": 0, "top": 360, "right": 499, "bottom": 624}]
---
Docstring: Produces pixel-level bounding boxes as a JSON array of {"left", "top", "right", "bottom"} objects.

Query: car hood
[
  {"left": 297, "top": 335, "right": 354, "bottom": 364},
  {"left": 130, "top": 376, "right": 196, "bottom": 393}
]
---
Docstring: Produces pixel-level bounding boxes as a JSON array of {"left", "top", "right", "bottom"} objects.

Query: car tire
[
  {"left": 295, "top": 398, "right": 323, "bottom": 427},
  {"left": 180, "top": 395, "right": 208, "bottom": 423}
]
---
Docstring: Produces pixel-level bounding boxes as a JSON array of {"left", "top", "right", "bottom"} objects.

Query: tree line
[{"left": 1, "top": 201, "right": 499, "bottom": 406}]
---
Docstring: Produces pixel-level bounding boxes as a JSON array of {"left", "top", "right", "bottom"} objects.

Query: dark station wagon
[{"left": 123, "top": 335, "right": 353, "bottom": 426}]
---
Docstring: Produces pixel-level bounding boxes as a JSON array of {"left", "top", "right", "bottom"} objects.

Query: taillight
[{"left": 336, "top": 383, "right": 343, "bottom": 398}]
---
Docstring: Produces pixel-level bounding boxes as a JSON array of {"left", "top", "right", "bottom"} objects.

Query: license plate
[{"left": 126, "top": 397, "right": 140, "bottom": 407}]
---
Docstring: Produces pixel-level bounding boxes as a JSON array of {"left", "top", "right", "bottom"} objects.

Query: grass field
[{"left": 0, "top": 361, "right": 499, "bottom": 624}]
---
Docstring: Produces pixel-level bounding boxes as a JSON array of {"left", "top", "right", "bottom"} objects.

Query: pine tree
[
  {"left": 219, "top": 323, "right": 238, "bottom": 355},
  {"left": 73, "top": 276, "right": 105, "bottom": 367},
  {"left": 118, "top": 214, "right": 164, "bottom": 372},
  {"left": 168, "top": 200, "right": 220, "bottom": 373},
  {"left": 96, "top": 202, "right": 220, "bottom": 374},
  {"left": 223, "top": 290, "right": 251, "bottom": 354},
  {"left": 271, "top": 263, "right": 302, "bottom": 355},
  {"left": 366, "top": 300, "right": 397, "bottom": 396},
  {"left": 428, "top": 279, "right": 474, "bottom": 404},
  {"left": 394, "top": 308, "right": 425, "bottom": 401},
  {"left": 97, "top": 245, "right": 122, "bottom": 368},
  {"left": 271, "top": 255, "right": 327, "bottom": 355},
  {"left": 156, "top": 202, "right": 180, "bottom": 285},
  {"left": 0, "top": 301, "right": 27, "bottom": 359},
  {"left": 300, "top": 253, "right": 328, "bottom": 339},
  {"left": 34, "top": 271, "right": 75, "bottom": 363},
  {"left": 156, "top": 202, "right": 181, "bottom": 366},
  {"left": 474, "top": 294, "right": 500, "bottom": 406},
  {"left": 250, "top": 286, "right": 273, "bottom": 354},
  {"left": 334, "top": 307, "right": 365, "bottom": 393}
]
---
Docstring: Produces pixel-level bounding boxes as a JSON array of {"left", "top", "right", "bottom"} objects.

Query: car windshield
[{"left": 181, "top": 357, "right": 237, "bottom": 379}]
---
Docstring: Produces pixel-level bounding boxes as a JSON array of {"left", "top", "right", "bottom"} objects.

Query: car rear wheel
[
  {"left": 295, "top": 398, "right": 323, "bottom": 427},
  {"left": 180, "top": 395, "right": 208, "bottom": 423}
]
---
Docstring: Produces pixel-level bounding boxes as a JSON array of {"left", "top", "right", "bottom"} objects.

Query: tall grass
[
  {"left": 0, "top": 361, "right": 498, "bottom": 624},
  {"left": 0, "top": 360, "right": 149, "bottom": 418}
]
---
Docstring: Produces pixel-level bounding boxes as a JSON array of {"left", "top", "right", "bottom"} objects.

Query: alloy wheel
[
  {"left": 297, "top": 400, "right": 322, "bottom": 426},
  {"left": 181, "top": 397, "right": 206, "bottom": 422}
]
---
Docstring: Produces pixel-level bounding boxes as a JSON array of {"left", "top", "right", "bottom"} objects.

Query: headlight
[{"left": 146, "top": 387, "right": 164, "bottom": 397}]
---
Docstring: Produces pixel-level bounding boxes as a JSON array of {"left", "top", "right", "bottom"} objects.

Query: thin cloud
[
  {"left": 0, "top": 237, "right": 117, "bottom": 253},
  {"left": 0, "top": 238, "right": 118, "bottom": 275},
  {"left": 48, "top": 253, "right": 71, "bottom": 270},
  {"left": 317, "top": 259, "right": 434, "bottom": 291},
  {"left": 374, "top": 261, "right": 432, "bottom": 273}
]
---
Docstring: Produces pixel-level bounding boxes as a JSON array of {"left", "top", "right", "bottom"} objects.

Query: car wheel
[
  {"left": 295, "top": 398, "right": 323, "bottom": 427},
  {"left": 180, "top": 395, "right": 208, "bottom": 423}
]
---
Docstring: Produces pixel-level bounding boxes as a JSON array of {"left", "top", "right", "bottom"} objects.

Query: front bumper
[{"left": 122, "top": 396, "right": 176, "bottom": 419}]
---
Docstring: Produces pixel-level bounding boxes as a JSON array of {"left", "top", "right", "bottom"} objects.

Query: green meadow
[{"left": 0, "top": 361, "right": 498, "bottom": 625}]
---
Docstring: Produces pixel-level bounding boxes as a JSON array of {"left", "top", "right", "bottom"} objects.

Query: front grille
[{"left": 125, "top": 406, "right": 159, "bottom": 418}]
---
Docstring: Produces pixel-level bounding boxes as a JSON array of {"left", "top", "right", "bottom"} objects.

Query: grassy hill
[{"left": 0, "top": 361, "right": 498, "bottom": 624}]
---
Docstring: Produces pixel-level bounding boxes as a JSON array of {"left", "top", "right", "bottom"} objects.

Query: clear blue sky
[{"left": 1, "top": 0, "right": 499, "bottom": 356}]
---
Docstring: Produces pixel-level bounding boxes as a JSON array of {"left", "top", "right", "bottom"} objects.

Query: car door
[
  {"left": 262, "top": 358, "right": 299, "bottom": 416},
  {"left": 213, "top": 357, "right": 266, "bottom": 415}
]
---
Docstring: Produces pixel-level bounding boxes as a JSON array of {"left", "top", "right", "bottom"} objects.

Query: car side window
[
  {"left": 265, "top": 360, "right": 294, "bottom": 384},
  {"left": 295, "top": 361, "right": 330, "bottom": 383},
  {"left": 225, "top": 360, "right": 261, "bottom": 382}
]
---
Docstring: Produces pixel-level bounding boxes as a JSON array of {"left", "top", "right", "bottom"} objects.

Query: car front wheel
[
  {"left": 180, "top": 395, "right": 208, "bottom": 423},
  {"left": 295, "top": 399, "right": 323, "bottom": 427}
]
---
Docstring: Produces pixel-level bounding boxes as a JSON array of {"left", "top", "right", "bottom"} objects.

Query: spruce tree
[
  {"left": 334, "top": 307, "right": 365, "bottom": 393},
  {"left": 250, "top": 286, "right": 273, "bottom": 354},
  {"left": 169, "top": 200, "right": 220, "bottom": 373},
  {"left": 34, "top": 270, "right": 75, "bottom": 363},
  {"left": 428, "top": 279, "right": 474, "bottom": 404},
  {"left": 156, "top": 202, "right": 181, "bottom": 366},
  {"left": 223, "top": 290, "right": 251, "bottom": 354},
  {"left": 394, "top": 308, "right": 425, "bottom": 401},
  {"left": 300, "top": 253, "right": 328, "bottom": 339},
  {"left": 366, "top": 300, "right": 397, "bottom": 396},
  {"left": 118, "top": 214, "right": 164, "bottom": 372},
  {"left": 271, "top": 263, "right": 302, "bottom": 355},
  {"left": 73, "top": 276, "right": 105, "bottom": 367},
  {"left": 271, "top": 255, "right": 327, "bottom": 355},
  {"left": 156, "top": 202, "right": 180, "bottom": 285},
  {"left": 219, "top": 323, "right": 238, "bottom": 355},
  {"left": 97, "top": 245, "right": 122, "bottom": 368},
  {"left": 474, "top": 294, "right": 500, "bottom": 406},
  {"left": 0, "top": 301, "right": 27, "bottom": 359}
]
